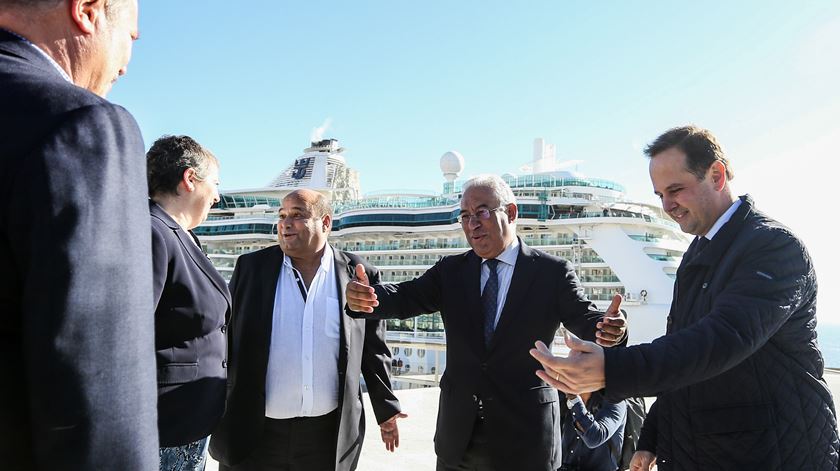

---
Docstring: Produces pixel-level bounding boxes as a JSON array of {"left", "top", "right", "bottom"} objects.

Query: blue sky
[{"left": 112, "top": 1, "right": 840, "bottom": 322}]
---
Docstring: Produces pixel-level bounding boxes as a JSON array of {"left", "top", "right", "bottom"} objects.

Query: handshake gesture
[{"left": 529, "top": 294, "right": 626, "bottom": 394}]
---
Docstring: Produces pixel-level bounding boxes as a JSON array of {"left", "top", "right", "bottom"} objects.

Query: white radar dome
[{"left": 440, "top": 151, "right": 465, "bottom": 181}]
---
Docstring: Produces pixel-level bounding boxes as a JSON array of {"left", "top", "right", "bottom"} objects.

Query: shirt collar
[
  {"left": 0, "top": 28, "right": 72, "bottom": 83},
  {"left": 484, "top": 238, "right": 520, "bottom": 267},
  {"left": 282, "top": 243, "right": 334, "bottom": 273},
  {"left": 703, "top": 198, "right": 741, "bottom": 241}
]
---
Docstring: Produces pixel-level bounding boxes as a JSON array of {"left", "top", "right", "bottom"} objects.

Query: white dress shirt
[
  {"left": 265, "top": 245, "right": 341, "bottom": 419},
  {"left": 703, "top": 198, "right": 742, "bottom": 241},
  {"left": 480, "top": 238, "right": 520, "bottom": 329}
]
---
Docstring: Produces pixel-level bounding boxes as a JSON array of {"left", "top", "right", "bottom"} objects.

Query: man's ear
[
  {"left": 507, "top": 203, "right": 518, "bottom": 223},
  {"left": 69, "top": 0, "right": 106, "bottom": 34},
  {"left": 180, "top": 168, "right": 197, "bottom": 193},
  {"left": 322, "top": 214, "right": 332, "bottom": 232},
  {"left": 709, "top": 161, "right": 727, "bottom": 191}
]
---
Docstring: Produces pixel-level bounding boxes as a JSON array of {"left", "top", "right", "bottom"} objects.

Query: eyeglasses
[{"left": 457, "top": 206, "right": 507, "bottom": 224}]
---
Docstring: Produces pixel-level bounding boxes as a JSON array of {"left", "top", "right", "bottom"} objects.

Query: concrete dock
[{"left": 206, "top": 370, "right": 840, "bottom": 470}]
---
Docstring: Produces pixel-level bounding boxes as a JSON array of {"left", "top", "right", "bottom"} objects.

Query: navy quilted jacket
[{"left": 604, "top": 195, "right": 839, "bottom": 470}]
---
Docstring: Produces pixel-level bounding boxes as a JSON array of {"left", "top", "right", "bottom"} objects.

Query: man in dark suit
[
  {"left": 531, "top": 126, "right": 839, "bottom": 470},
  {"left": 210, "top": 189, "right": 405, "bottom": 471},
  {"left": 346, "top": 174, "right": 627, "bottom": 471},
  {"left": 0, "top": 1, "right": 158, "bottom": 470}
]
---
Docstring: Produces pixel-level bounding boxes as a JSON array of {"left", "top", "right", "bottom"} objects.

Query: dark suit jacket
[
  {"left": 209, "top": 245, "right": 401, "bottom": 471},
  {"left": 0, "top": 30, "right": 159, "bottom": 470},
  {"left": 150, "top": 201, "right": 231, "bottom": 447},
  {"left": 359, "top": 239, "right": 604, "bottom": 471}
]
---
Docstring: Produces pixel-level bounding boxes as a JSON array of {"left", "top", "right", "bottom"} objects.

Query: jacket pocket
[
  {"left": 531, "top": 386, "right": 559, "bottom": 404},
  {"left": 158, "top": 362, "right": 199, "bottom": 385},
  {"left": 691, "top": 403, "right": 779, "bottom": 469}
]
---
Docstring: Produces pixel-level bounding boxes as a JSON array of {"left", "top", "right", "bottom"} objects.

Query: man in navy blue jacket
[
  {"left": 532, "top": 125, "right": 839, "bottom": 470},
  {"left": 0, "top": 1, "right": 158, "bottom": 469}
]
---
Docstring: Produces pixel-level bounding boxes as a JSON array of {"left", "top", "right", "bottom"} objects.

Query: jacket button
[
  {"left": 221, "top": 325, "right": 227, "bottom": 333},
  {"left": 222, "top": 360, "right": 227, "bottom": 368},
  {"left": 702, "top": 282, "right": 708, "bottom": 289},
  {"left": 480, "top": 363, "right": 488, "bottom": 372},
  {"left": 472, "top": 394, "right": 478, "bottom": 402}
]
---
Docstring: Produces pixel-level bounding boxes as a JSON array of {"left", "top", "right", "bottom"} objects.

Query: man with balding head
[
  {"left": 210, "top": 189, "right": 405, "bottom": 471},
  {"left": 1, "top": 0, "right": 157, "bottom": 469}
]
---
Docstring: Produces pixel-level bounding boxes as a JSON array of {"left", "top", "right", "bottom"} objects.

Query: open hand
[
  {"left": 529, "top": 331, "right": 606, "bottom": 394},
  {"left": 379, "top": 412, "right": 408, "bottom": 452}
]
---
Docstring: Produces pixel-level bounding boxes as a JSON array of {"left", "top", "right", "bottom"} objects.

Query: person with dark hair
[
  {"left": 147, "top": 135, "right": 231, "bottom": 471},
  {"left": 210, "top": 189, "right": 404, "bottom": 471},
  {"left": 531, "top": 125, "right": 839, "bottom": 470},
  {"left": 1, "top": 1, "right": 158, "bottom": 469}
]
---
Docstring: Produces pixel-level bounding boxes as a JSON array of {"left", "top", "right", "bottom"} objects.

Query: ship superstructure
[{"left": 196, "top": 138, "right": 689, "bottom": 378}]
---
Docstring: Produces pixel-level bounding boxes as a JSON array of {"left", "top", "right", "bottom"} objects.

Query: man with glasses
[
  {"left": 346, "top": 174, "right": 627, "bottom": 471},
  {"left": 210, "top": 189, "right": 405, "bottom": 471}
]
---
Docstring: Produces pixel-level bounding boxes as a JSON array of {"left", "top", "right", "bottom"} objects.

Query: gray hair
[
  {"left": 146, "top": 135, "right": 219, "bottom": 198},
  {"left": 462, "top": 174, "right": 517, "bottom": 206}
]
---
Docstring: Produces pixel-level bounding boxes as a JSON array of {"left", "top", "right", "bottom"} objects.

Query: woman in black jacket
[{"left": 147, "top": 135, "right": 231, "bottom": 471}]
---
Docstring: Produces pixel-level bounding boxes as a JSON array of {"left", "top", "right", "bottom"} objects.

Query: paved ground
[{"left": 207, "top": 371, "right": 840, "bottom": 470}]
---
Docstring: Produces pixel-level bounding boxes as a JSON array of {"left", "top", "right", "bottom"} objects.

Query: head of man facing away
[{"left": 0, "top": 0, "right": 139, "bottom": 97}]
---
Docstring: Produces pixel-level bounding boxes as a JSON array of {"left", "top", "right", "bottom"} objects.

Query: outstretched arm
[{"left": 566, "top": 396, "right": 627, "bottom": 448}]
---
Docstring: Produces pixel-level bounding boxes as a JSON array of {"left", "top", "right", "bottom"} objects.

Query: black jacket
[
  {"left": 605, "top": 195, "right": 839, "bottom": 470},
  {"left": 0, "top": 30, "right": 158, "bottom": 469},
  {"left": 150, "top": 201, "right": 231, "bottom": 446},
  {"left": 209, "top": 246, "right": 401, "bottom": 471},
  {"left": 358, "top": 240, "right": 607, "bottom": 470}
]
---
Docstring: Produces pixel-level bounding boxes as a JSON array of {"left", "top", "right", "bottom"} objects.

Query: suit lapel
[
  {"left": 177, "top": 229, "right": 232, "bottom": 309},
  {"left": 488, "top": 242, "right": 538, "bottom": 352},
  {"left": 258, "top": 247, "right": 284, "bottom": 366},
  {"left": 149, "top": 201, "right": 231, "bottom": 311},
  {"left": 462, "top": 252, "right": 486, "bottom": 356},
  {"left": 333, "top": 248, "right": 354, "bottom": 366}
]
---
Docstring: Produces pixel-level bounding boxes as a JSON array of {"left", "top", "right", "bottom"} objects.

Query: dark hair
[
  {"left": 146, "top": 135, "right": 218, "bottom": 197},
  {"left": 644, "top": 125, "right": 734, "bottom": 181}
]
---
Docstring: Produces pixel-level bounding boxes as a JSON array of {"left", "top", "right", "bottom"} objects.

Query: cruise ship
[{"left": 196, "top": 138, "right": 690, "bottom": 382}]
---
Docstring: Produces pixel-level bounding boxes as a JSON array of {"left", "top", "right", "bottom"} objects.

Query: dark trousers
[
  {"left": 219, "top": 410, "right": 338, "bottom": 471},
  {"left": 436, "top": 416, "right": 497, "bottom": 471}
]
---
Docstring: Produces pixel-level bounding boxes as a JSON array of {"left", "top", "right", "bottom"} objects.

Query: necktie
[
  {"left": 695, "top": 236, "right": 710, "bottom": 254},
  {"left": 482, "top": 259, "right": 500, "bottom": 347}
]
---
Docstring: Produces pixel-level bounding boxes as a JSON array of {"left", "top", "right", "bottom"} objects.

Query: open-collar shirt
[{"left": 265, "top": 245, "right": 341, "bottom": 419}]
